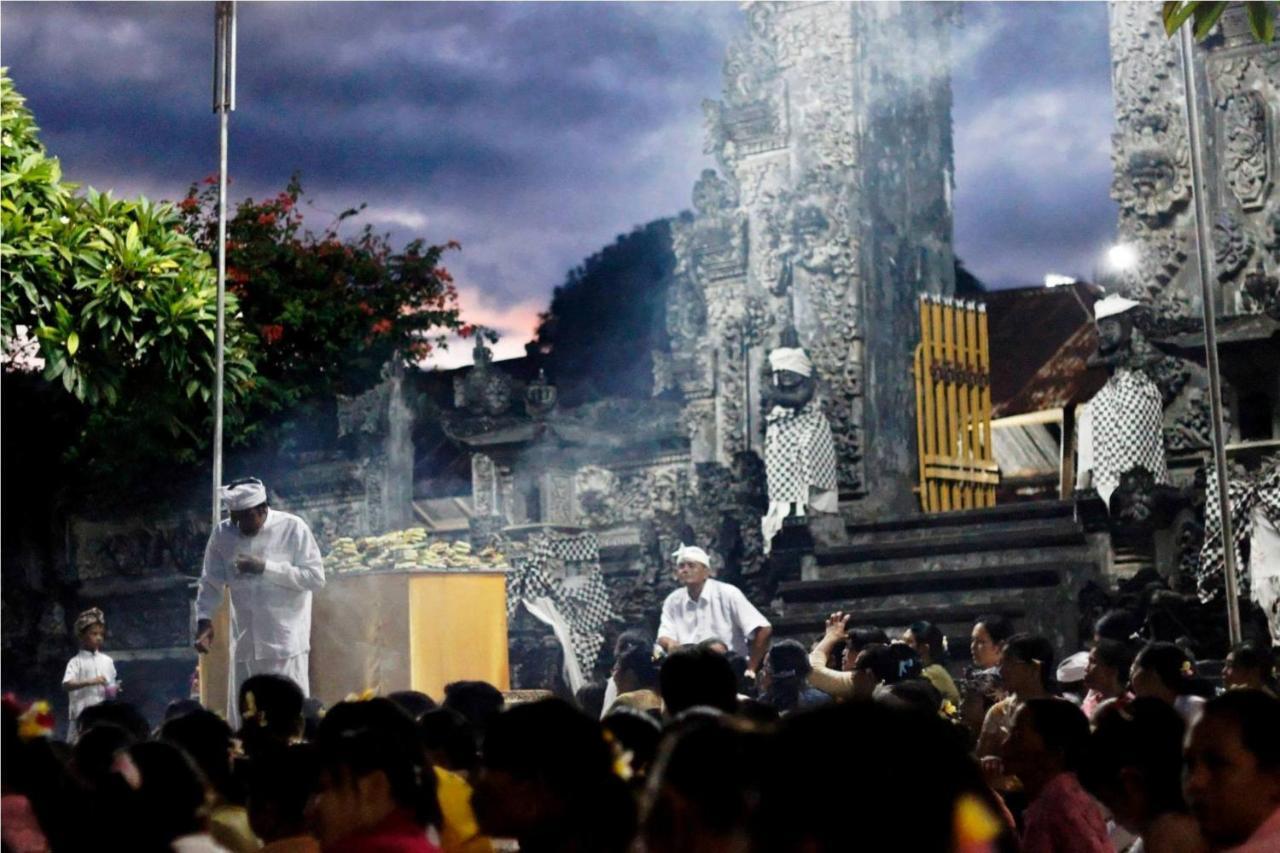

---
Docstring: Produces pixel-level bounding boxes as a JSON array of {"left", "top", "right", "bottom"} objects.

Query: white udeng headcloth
[
  {"left": 671, "top": 544, "right": 711, "bottom": 567},
  {"left": 1094, "top": 294, "right": 1140, "bottom": 321},
  {"left": 768, "top": 347, "right": 812, "bottom": 377},
  {"left": 222, "top": 479, "right": 267, "bottom": 511}
]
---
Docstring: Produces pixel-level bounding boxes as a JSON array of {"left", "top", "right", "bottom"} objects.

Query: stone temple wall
[
  {"left": 1108, "top": 3, "right": 1279, "bottom": 317},
  {"left": 666, "top": 1, "right": 956, "bottom": 520}
]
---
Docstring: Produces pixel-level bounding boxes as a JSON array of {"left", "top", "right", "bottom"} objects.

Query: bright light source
[
  {"left": 1106, "top": 244, "right": 1139, "bottom": 272},
  {"left": 1044, "top": 274, "right": 1076, "bottom": 287}
]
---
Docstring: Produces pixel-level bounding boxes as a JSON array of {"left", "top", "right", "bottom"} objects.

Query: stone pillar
[
  {"left": 1108, "top": 3, "right": 1279, "bottom": 318},
  {"left": 382, "top": 364, "right": 414, "bottom": 531},
  {"left": 669, "top": 1, "right": 955, "bottom": 519}
]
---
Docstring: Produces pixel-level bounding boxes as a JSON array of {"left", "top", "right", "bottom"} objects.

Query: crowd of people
[{"left": 3, "top": 606, "right": 1279, "bottom": 853}]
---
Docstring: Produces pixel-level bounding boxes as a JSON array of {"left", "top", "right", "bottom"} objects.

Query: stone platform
[{"left": 770, "top": 501, "right": 1105, "bottom": 657}]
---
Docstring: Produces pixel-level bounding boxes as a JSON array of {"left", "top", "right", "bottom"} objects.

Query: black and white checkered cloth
[
  {"left": 1197, "top": 459, "right": 1280, "bottom": 604},
  {"left": 763, "top": 400, "right": 838, "bottom": 551},
  {"left": 1091, "top": 368, "right": 1170, "bottom": 506},
  {"left": 506, "top": 531, "right": 617, "bottom": 675}
]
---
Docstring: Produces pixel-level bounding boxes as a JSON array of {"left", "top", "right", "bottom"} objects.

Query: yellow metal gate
[{"left": 913, "top": 295, "right": 998, "bottom": 512}]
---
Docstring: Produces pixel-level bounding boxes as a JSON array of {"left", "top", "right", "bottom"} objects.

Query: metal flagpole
[
  {"left": 1178, "top": 25, "right": 1242, "bottom": 645},
  {"left": 212, "top": 1, "right": 236, "bottom": 527}
]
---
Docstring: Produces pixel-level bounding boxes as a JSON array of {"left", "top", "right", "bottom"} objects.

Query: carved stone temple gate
[{"left": 664, "top": 1, "right": 957, "bottom": 521}]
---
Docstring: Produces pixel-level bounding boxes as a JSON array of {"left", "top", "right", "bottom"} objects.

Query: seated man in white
[{"left": 657, "top": 545, "right": 772, "bottom": 682}]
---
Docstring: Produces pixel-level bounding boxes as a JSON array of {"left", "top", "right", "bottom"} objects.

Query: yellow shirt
[
  {"left": 434, "top": 767, "right": 494, "bottom": 853},
  {"left": 922, "top": 663, "right": 961, "bottom": 707},
  {"left": 210, "top": 803, "right": 261, "bottom": 853}
]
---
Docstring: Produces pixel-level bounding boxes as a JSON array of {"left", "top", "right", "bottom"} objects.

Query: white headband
[
  {"left": 768, "top": 347, "right": 812, "bottom": 377},
  {"left": 222, "top": 480, "right": 267, "bottom": 512},
  {"left": 671, "top": 544, "right": 710, "bottom": 567}
]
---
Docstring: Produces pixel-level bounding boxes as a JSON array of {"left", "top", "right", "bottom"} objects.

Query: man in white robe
[{"left": 194, "top": 477, "right": 324, "bottom": 724}]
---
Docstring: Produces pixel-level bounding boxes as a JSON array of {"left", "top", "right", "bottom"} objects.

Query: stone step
[
  {"left": 816, "top": 520, "right": 1085, "bottom": 567},
  {"left": 771, "top": 599, "right": 1031, "bottom": 638},
  {"left": 845, "top": 513, "right": 1074, "bottom": 546},
  {"left": 843, "top": 499, "right": 1075, "bottom": 536},
  {"left": 778, "top": 560, "right": 1090, "bottom": 604}
]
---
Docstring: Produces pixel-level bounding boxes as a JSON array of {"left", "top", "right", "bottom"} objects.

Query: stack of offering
[{"left": 325, "top": 528, "right": 506, "bottom": 573}]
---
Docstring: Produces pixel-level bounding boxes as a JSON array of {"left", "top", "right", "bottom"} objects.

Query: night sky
[{"left": 2, "top": 1, "right": 1119, "bottom": 367}]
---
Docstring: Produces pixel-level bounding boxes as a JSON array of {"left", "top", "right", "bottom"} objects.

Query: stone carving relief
[
  {"left": 1242, "top": 266, "right": 1280, "bottom": 318},
  {"left": 1111, "top": 106, "right": 1194, "bottom": 227},
  {"left": 1218, "top": 89, "right": 1271, "bottom": 211},
  {"left": 1214, "top": 211, "right": 1254, "bottom": 280},
  {"left": 705, "top": 3, "right": 789, "bottom": 167},
  {"left": 572, "top": 464, "right": 686, "bottom": 530},
  {"left": 471, "top": 453, "right": 499, "bottom": 518},
  {"left": 337, "top": 382, "right": 389, "bottom": 439},
  {"left": 542, "top": 471, "right": 576, "bottom": 525},
  {"left": 684, "top": 170, "right": 748, "bottom": 285},
  {"left": 1165, "top": 387, "right": 1213, "bottom": 452},
  {"left": 1109, "top": 2, "right": 1195, "bottom": 315}
]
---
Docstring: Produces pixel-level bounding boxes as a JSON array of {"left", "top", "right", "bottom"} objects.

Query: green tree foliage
[
  {"left": 1, "top": 69, "right": 256, "bottom": 472},
  {"left": 529, "top": 218, "right": 675, "bottom": 405},
  {"left": 1162, "top": 1, "right": 1276, "bottom": 42},
  {"left": 176, "top": 175, "right": 467, "bottom": 435}
]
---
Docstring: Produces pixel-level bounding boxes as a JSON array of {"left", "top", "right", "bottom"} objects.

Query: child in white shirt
[{"left": 62, "top": 607, "right": 118, "bottom": 741}]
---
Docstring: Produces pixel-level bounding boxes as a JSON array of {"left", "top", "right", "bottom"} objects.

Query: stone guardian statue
[
  {"left": 1076, "top": 294, "right": 1171, "bottom": 511},
  {"left": 762, "top": 345, "right": 838, "bottom": 553}
]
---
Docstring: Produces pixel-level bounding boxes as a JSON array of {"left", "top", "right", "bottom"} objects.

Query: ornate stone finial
[
  {"left": 691, "top": 169, "right": 737, "bottom": 218},
  {"left": 524, "top": 369, "right": 557, "bottom": 419},
  {"left": 455, "top": 336, "right": 513, "bottom": 417},
  {"left": 473, "top": 337, "right": 493, "bottom": 367}
]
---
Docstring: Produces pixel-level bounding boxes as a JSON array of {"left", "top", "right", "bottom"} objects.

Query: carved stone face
[
  {"left": 772, "top": 369, "right": 808, "bottom": 389},
  {"left": 1094, "top": 315, "right": 1134, "bottom": 366},
  {"left": 1110, "top": 467, "right": 1159, "bottom": 530}
]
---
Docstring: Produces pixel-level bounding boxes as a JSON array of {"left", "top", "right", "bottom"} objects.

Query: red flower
[
  {"left": 202, "top": 174, "right": 219, "bottom": 185},
  {"left": 370, "top": 318, "right": 394, "bottom": 336},
  {"left": 257, "top": 212, "right": 276, "bottom": 227},
  {"left": 260, "top": 324, "right": 284, "bottom": 344},
  {"left": 433, "top": 267, "right": 454, "bottom": 283},
  {"left": 179, "top": 197, "right": 199, "bottom": 212},
  {"left": 357, "top": 301, "right": 375, "bottom": 316},
  {"left": 459, "top": 324, "right": 475, "bottom": 339}
]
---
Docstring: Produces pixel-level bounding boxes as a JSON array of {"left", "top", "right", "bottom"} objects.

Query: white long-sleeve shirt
[{"left": 195, "top": 508, "right": 325, "bottom": 661}]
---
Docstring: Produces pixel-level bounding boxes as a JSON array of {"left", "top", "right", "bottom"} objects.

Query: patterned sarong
[
  {"left": 1197, "top": 459, "right": 1280, "bottom": 642},
  {"left": 1082, "top": 368, "right": 1170, "bottom": 507},
  {"left": 763, "top": 400, "right": 838, "bottom": 553},
  {"left": 506, "top": 531, "right": 617, "bottom": 678}
]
